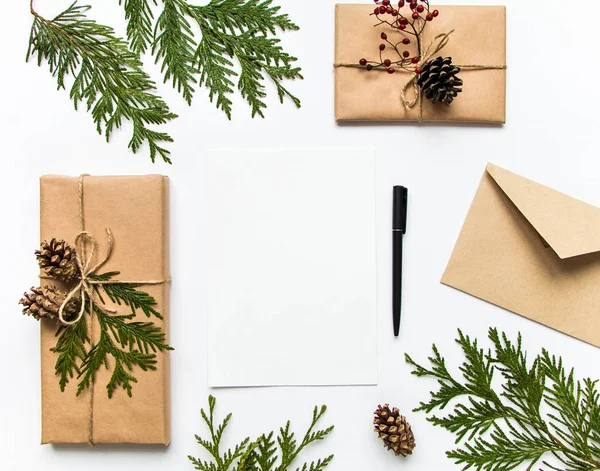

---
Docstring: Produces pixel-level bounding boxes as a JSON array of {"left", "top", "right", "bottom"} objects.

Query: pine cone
[
  {"left": 19, "top": 286, "right": 78, "bottom": 322},
  {"left": 35, "top": 238, "right": 78, "bottom": 281},
  {"left": 417, "top": 56, "right": 463, "bottom": 105},
  {"left": 373, "top": 404, "right": 416, "bottom": 457}
]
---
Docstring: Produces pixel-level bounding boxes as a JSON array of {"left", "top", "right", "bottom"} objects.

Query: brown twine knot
[
  {"left": 58, "top": 229, "right": 116, "bottom": 326},
  {"left": 399, "top": 30, "right": 454, "bottom": 111}
]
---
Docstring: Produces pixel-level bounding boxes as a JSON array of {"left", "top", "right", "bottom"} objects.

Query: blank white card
[{"left": 206, "top": 149, "right": 378, "bottom": 387}]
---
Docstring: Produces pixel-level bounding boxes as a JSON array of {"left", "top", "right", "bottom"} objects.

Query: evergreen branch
[
  {"left": 406, "top": 346, "right": 472, "bottom": 413},
  {"left": 194, "top": 30, "right": 236, "bottom": 118},
  {"left": 153, "top": 0, "right": 197, "bottom": 104},
  {"left": 407, "top": 328, "right": 600, "bottom": 471},
  {"left": 103, "top": 283, "right": 162, "bottom": 319},
  {"left": 27, "top": 1, "right": 177, "bottom": 163},
  {"left": 189, "top": 397, "right": 334, "bottom": 471},
  {"left": 276, "top": 405, "right": 334, "bottom": 471},
  {"left": 154, "top": 0, "right": 302, "bottom": 117},
  {"left": 90, "top": 271, "right": 162, "bottom": 319},
  {"left": 196, "top": 0, "right": 299, "bottom": 36},
  {"left": 119, "top": 0, "right": 156, "bottom": 54},
  {"left": 52, "top": 310, "right": 89, "bottom": 391},
  {"left": 447, "top": 423, "right": 558, "bottom": 471},
  {"left": 76, "top": 302, "right": 172, "bottom": 398},
  {"left": 253, "top": 432, "right": 277, "bottom": 471}
]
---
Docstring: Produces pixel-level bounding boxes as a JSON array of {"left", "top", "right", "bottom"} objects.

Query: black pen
[{"left": 393, "top": 186, "right": 408, "bottom": 337}]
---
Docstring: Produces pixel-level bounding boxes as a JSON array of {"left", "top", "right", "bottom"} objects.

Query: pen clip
[{"left": 393, "top": 186, "right": 408, "bottom": 234}]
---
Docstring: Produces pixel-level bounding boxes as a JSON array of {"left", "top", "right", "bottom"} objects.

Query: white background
[{"left": 2, "top": 0, "right": 600, "bottom": 470}]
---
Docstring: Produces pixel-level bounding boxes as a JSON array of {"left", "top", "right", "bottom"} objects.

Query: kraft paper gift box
[
  {"left": 39, "top": 175, "right": 170, "bottom": 444},
  {"left": 334, "top": 4, "right": 507, "bottom": 123},
  {"left": 442, "top": 164, "right": 600, "bottom": 347}
]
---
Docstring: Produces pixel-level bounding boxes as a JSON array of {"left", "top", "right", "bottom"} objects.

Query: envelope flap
[{"left": 486, "top": 163, "right": 600, "bottom": 259}]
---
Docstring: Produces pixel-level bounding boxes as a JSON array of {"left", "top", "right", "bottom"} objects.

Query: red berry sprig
[{"left": 360, "top": 0, "right": 440, "bottom": 74}]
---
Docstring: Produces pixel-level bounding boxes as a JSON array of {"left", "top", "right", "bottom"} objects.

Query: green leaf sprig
[
  {"left": 406, "top": 328, "right": 600, "bottom": 471},
  {"left": 188, "top": 395, "right": 334, "bottom": 471},
  {"left": 52, "top": 270, "right": 173, "bottom": 398},
  {"left": 27, "top": 1, "right": 178, "bottom": 163},
  {"left": 26, "top": 0, "right": 302, "bottom": 163}
]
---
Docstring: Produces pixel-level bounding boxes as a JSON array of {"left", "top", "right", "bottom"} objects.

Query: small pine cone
[
  {"left": 35, "top": 238, "right": 78, "bottom": 281},
  {"left": 373, "top": 404, "right": 415, "bottom": 457},
  {"left": 19, "top": 286, "right": 78, "bottom": 322},
  {"left": 417, "top": 56, "right": 463, "bottom": 105}
]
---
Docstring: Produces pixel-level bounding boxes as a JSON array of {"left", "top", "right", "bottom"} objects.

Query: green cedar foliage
[
  {"left": 27, "top": 0, "right": 302, "bottom": 163},
  {"left": 406, "top": 328, "right": 600, "bottom": 471},
  {"left": 153, "top": 0, "right": 302, "bottom": 117},
  {"left": 189, "top": 396, "right": 334, "bottom": 471},
  {"left": 27, "top": 2, "right": 177, "bottom": 163},
  {"left": 53, "top": 271, "right": 172, "bottom": 398}
]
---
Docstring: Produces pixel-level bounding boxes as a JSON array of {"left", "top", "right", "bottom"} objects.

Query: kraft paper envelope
[{"left": 442, "top": 164, "right": 600, "bottom": 347}]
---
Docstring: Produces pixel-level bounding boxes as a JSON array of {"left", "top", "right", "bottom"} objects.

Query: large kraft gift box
[
  {"left": 39, "top": 175, "right": 170, "bottom": 444},
  {"left": 334, "top": 4, "right": 506, "bottom": 123}
]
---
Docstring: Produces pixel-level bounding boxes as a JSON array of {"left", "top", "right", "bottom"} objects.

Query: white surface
[
  {"left": 206, "top": 149, "right": 378, "bottom": 387},
  {"left": 2, "top": 0, "right": 600, "bottom": 470}
]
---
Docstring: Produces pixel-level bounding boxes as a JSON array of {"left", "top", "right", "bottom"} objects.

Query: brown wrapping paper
[
  {"left": 334, "top": 4, "right": 506, "bottom": 123},
  {"left": 39, "top": 175, "right": 170, "bottom": 445}
]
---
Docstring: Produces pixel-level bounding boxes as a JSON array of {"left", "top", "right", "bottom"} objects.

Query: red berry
[
  {"left": 411, "top": 56, "right": 419, "bottom": 63},
  {"left": 412, "top": 11, "right": 419, "bottom": 19},
  {"left": 416, "top": 4, "right": 424, "bottom": 12},
  {"left": 359, "top": 58, "right": 367, "bottom": 66},
  {"left": 403, "top": 50, "right": 410, "bottom": 58},
  {"left": 410, "top": 2, "right": 417, "bottom": 10},
  {"left": 381, "top": 32, "right": 388, "bottom": 40},
  {"left": 382, "top": 0, "right": 390, "bottom": 5},
  {"left": 387, "top": 67, "right": 395, "bottom": 74},
  {"left": 374, "top": 7, "right": 379, "bottom": 14},
  {"left": 400, "top": 17, "right": 409, "bottom": 24},
  {"left": 426, "top": 13, "right": 433, "bottom": 21},
  {"left": 386, "top": 6, "right": 392, "bottom": 13},
  {"left": 391, "top": 9, "right": 398, "bottom": 16},
  {"left": 433, "top": 9, "right": 439, "bottom": 17},
  {"left": 399, "top": 24, "right": 406, "bottom": 30},
  {"left": 398, "top": 0, "right": 405, "bottom": 7},
  {"left": 384, "top": 59, "right": 392, "bottom": 67},
  {"left": 379, "top": 6, "right": 387, "bottom": 14},
  {"left": 402, "top": 38, "right": 410, "bottom": 45},
  {"left": 379, "top": 44, "right": 386, "bottom": 51},
  {"left": 415, "top": 66, "right": 422, "bottom": 74}
]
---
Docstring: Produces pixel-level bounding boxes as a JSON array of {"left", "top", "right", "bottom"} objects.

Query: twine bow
[
  {"left": 58, "top": 229, "right": 116, "bottom": 326},
  {"left": 400, "top": 30, "right": 454, "bottom": 110}
]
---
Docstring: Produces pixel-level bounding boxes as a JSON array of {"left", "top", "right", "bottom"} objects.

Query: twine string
[
  {"left": 399, "top": 30, "right": 453, "bottom": 116},
  {"left": 333, "top": 28, "right": 507, "bottom": 122},
  {"left": 52, "top": 174, "right": 170, "bottom": 446}
]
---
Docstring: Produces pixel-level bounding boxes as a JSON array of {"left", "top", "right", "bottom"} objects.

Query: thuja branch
[
  {"left": 49, "top": 272, "right": 172, "bottom": 398},
  {"left": 27, "top": 0, "right": 302, "bottom": 163},
  {"left": 188, "top": 396, "right": 334, "bottom": 471},
  {"left": 406, "top": 328, "right": 600, "bottom": 471},
  {"left": 27, "top": 1, "right": 177, "bottom": 163},
  {"left": 153, "top": 0, "right": 303, "bottom": 119}
]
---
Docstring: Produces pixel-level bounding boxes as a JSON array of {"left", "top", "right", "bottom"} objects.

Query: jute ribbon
[
  {"left": 334, "top": 30, "right": 507, "bottom": 122},
  {"left": 44, "top": 174, "right": 170, "bottom": 446}
]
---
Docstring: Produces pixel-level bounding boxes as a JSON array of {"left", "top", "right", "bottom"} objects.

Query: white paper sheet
[{"left": 206, "top": 148, "right": 378, "bottom": 387}]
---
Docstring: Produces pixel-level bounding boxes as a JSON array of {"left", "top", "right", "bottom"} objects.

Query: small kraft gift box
[
  {"left": 23, "top": 175, "right": 172, "bottom": 445},
  {"left": 334, "top": 2, "right": 506, "bottom": 123}
]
